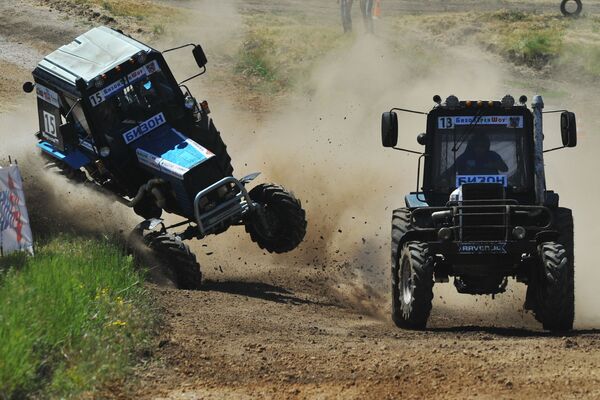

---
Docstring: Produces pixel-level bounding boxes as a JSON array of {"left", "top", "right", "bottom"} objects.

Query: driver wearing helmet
[{"left": 454, "top": 134, "right": 508, "bottom": 175}]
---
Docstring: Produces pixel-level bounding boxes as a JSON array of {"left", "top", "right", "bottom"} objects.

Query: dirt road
[{"left": 3, "top": 1, "right": 600, "bottom": 399}]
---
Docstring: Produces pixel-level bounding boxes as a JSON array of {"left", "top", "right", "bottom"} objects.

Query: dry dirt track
[
  {"left": 126, "top": 285, "right": 600, "bottom": 400},
  {"left": 2, "top": 1, "right": 600, "bottom": 399}
]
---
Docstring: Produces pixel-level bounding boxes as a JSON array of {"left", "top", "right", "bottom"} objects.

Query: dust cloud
[
  {"left": 169, "top": 1, "right": 599, "bottom": 328},
  {"left": 0, "top": 107, "right": 134, "bottom": 238},
  {"left": 168, "top": 3, "right": 540, "bottom": 324}
]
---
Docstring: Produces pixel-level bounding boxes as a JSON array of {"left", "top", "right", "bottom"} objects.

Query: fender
[
  {"left": 397, "top": 229, "right": 437, "bottom": 251},
  {"left": 240, "top": 172, "right": 261, "bottom": 185},
  {"left": 535, "top": 230, "right": 560, "bottom": 244}
]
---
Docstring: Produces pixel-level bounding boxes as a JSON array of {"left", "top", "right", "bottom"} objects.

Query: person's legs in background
[
  {"left": 360, "top": 0, "right": 374, "bottom": 33},
  {"left": 341, "top": 0, "right": 354, "bottom": 33}
]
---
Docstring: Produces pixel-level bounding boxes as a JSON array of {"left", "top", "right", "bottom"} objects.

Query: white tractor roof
[{"left": 37, "top": 26, "right": 151, "bottom": 85}]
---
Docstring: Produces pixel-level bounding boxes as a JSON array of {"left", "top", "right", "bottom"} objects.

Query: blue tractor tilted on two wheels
[
  {"left": 382, "top": 94, "right": 577, "bottom": 331},
  {"left": 24, "top": 27, "right": 307, "bottom": 288}
]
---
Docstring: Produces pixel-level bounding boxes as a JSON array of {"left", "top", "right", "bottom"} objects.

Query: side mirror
[
  {"left": 417, "top": 133, "right": 427, "bottom": 145},
  {"left": 560, "top": 111, "right": 577, "bottom": 147},
  {"left": 192, "top": 45, "right": 208, "bottom": 69},
  {"left": 381, "top": 111, "right": 398, "bottom": 147},
  {"left": 23, "top": 82, "right": 35, "bottom": 93}
]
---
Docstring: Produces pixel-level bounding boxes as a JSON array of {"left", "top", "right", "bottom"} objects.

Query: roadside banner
[{"left": 0, "top": 164, "right": 34, "bottom": 256}]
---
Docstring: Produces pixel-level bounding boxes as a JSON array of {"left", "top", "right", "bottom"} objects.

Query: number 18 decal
[{"left": 43, "top": 110, "right": 57, "bottom": 139}]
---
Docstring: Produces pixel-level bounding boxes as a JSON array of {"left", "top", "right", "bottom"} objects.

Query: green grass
[
  {"left": 233, "top": 13, "right": 351, "bottom": 94},
  {"left": 0, "top": 236, "right": 155, "bottom": 399},
  {"left": 394, "top": 11, "right": 568, "bottom": 68},
  {"left": 481, "top": 11, "right": 566, "bottom": 67},
  {"left": 394, "top": 10, "right": 600, "bottom": 81},
  {"left": 64, "top": 0, "right": 177, "bottom": 36}
]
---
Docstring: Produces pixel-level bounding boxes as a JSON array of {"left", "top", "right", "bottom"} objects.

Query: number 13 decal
[
  {"left": 438, "top": 117, "right": 454, "bottom": 129},
  {"left": 43, "top": 110, "right": 57, "bottom": 138}
]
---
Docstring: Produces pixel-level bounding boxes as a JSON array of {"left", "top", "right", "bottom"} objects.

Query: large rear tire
[
  {"left": 391, "top": 208, "right": 412, "bottom": 322},
  {"left": 555, "top": 207, "right": 574, "bottom": 266},
  {"left": 392, "top": 241, "right": 434, "bottom": 330},
  {"left": 245, "top": 183, "right": 307, "bottom": 253},
  {"left": 535, "top": 242, "right": 574, "bottom": 331}
]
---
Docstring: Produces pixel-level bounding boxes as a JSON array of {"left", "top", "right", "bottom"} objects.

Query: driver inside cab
[{"left": 454, "top": 134, "right": 508, "bottom": 175}]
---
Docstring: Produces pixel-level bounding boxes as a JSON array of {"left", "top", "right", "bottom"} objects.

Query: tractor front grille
[
  {"left": 456, "top": 203, "right": 508, "bottom": 241},
  {"left": 412, "top": 200, "right": 554, "bottom": 241}
]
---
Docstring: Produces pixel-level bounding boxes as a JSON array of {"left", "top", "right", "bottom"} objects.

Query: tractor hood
[{"left": 129, "top": 117, "right": 215, "bottom": 181}]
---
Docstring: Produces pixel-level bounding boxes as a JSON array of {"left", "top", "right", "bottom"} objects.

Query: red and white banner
[{"left": 0, "top": 164, "right": 34, "bottom": 255}]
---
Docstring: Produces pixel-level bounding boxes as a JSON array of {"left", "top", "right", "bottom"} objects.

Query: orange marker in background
[{"left": 373, "top": 0, "right": 381, "bottom": 19}]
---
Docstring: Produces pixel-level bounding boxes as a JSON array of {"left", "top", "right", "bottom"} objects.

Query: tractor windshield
[
  {"left": 431, "top": 115, "right": 532, "bottom": 193},
  {"left": 89, "top": 60, "right": 178, "bottom": 138}
]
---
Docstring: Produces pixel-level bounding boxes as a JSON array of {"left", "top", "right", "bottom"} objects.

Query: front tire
[
  {"left": 392, "top": 241, "right": 434, "bottom": 330},
  {"left": 129, "top": 227, "right": 202, "bottom": 290},
  {"left": 534, "top": 242, "right": 574, "bottom": 331},
  {"left": 245, "top": 183, "right": 307, "bottom": 253}
]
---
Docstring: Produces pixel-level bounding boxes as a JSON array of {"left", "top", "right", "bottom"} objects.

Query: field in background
[
  {"left": 233, "top": 13, "right": 350, "bottom": 95},
  {"left": 0, "top": 236, "right": 156, "bottom": 399},
  {"left": 393, "top": 10, "right": 600, "bottom": 81}
]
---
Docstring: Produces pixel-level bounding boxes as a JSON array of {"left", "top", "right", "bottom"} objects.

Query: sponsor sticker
[
  {"left": 136, "top": 148, "right": 189, "bottom": 180},
  {"left": 89, "top": 79, "right": 125, "bottom": 107},
  {"left": 88, "top": 61, "right": 161, "bottom": 107},
  {"left": 36, "top": 83, "right": 60, "bottom": 108},
  {"left": 438, "top": 115, "right": 523, "bottom": 130},
  {"left": 456, "top": 175, "right": 507, "bottom": 187},
  {"left": 127, "top": 60, "right": 161, "bottom": 84},
  {"left": 458, "top": 242, "right": 507, "bottom": 255},
  {"left": 122, "top": 113, "right": 167, "bottom": 144}
]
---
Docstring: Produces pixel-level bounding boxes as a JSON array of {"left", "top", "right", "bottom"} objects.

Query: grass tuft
[
  {"left": 233, "top": 14, "right": 351, "bottom": 94},
  {"left": 0, "top": 236, "right": 155, "bottom": 399}
]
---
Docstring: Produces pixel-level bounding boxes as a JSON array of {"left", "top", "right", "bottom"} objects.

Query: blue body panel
[
  {"left": 405, "top": 193, "right": 429, "bottom": 208},
  {"left": 131, "top": 124, "right": 213, "bottom": 216},
  {"left": 37, "top": 141, "right": 91, "bottom": 169},
  {"left": 133, "top": 125, "right": 210, "bottom": 170}
]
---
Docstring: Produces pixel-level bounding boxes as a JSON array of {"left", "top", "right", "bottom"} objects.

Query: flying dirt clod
[
  {"left": 382, "top": 94, "right": 577, "bottom": 331},
  {"left": 22, "top": 26, "right": 307, "bottom": 289}
]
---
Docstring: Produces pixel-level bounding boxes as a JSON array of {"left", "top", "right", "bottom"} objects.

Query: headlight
[
  {"left": 502, "top": 94, "right": 515, "bottom": 108},
  {"left": 512, "top": 226, "right": 526, "bottom": 240},
  {"left": 438, "top": 227, "right": 453, "bottom": 241},
  {"left": 184, "top": 96, "right": 196, "bottom": 110},
  {"left": 136, "top": 51, "right": 147, "bottom": 64},
  {"left": 99, "top": 147, "right": 111, "bottom": 157},
  {"left": 94, "top": 76, "right": 105, "bottom": 88}
]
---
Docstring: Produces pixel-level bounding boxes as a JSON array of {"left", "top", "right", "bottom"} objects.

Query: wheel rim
[{"left": 400, "top": 255, "right": 413, "bottom": 306}]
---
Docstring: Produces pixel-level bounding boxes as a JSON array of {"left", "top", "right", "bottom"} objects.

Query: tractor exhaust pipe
[
  {"left": 532, "top": 95, "right": 547, "bottom": 205},
  {"left": 118, "top": 178, "right": 167, "bottom": 208}
]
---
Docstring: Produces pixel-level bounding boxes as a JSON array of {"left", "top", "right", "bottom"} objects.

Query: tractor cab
[
  {"left": 424, "top": 97, "right": 535, "bottom": 206},
  {"left": 23, "top": 26, "right": 210, "bottom": 172},
  {"left": 382, "top": 95, "right": 577, "bottom": 208}
]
